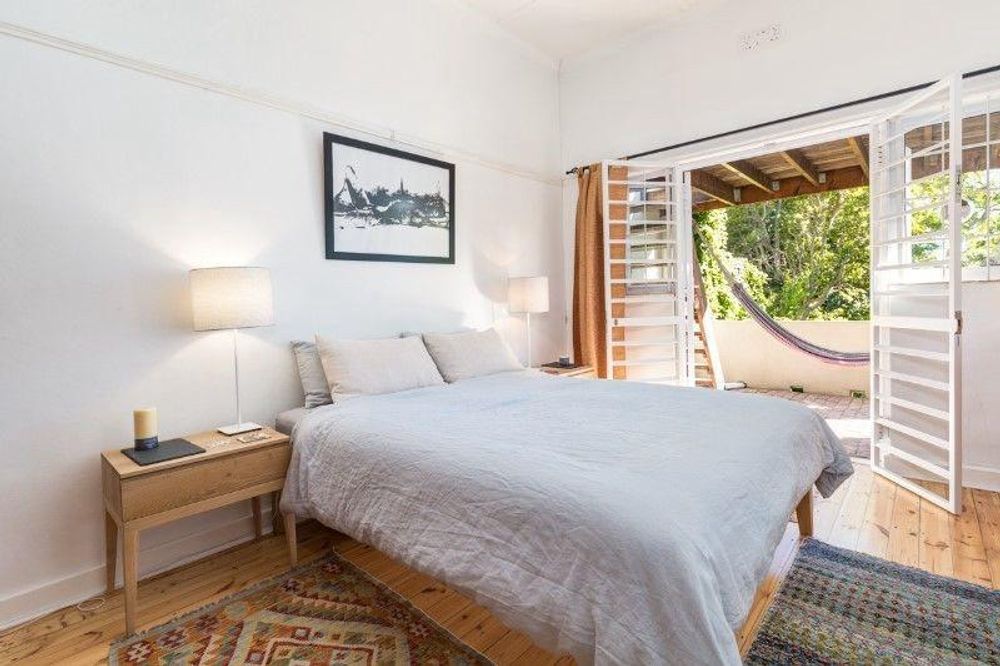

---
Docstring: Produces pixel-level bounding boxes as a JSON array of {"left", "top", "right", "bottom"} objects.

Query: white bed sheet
[{"left": 283, "top": 371, "right": 852, "bottom": 665}]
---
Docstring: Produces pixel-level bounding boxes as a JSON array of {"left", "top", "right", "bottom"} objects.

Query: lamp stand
[
  {"left": 218, "top": 328, "right": 262, "bottom": 436},
  {"left": 526, "top": 312, "right": 533, "bottom": 368}
]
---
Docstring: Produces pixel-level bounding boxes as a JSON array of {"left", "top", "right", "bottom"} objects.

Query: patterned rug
[
  {"left": 746, "top": 539, "right": 1000, "bottom": 664},
  {"left": 109, "top": 552, "right": 490, "bottom": 665}
]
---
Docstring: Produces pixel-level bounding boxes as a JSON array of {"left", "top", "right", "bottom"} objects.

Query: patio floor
[{"left": 740, "top": 389, "right": 870, "bottom": 460}]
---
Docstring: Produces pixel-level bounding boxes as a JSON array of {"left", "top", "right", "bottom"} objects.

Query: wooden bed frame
[
  {"left": 280, "top": 485, "right": 817, "bottom": 661},
  {"left": 795, "top": 489, "right": 813, "bottom": 537}
]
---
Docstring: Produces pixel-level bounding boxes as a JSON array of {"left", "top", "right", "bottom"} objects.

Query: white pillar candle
[{"left": 133, "top": 408, "right": 158, "bottom": 448}]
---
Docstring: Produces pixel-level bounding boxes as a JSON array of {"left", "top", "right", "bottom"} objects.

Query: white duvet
[{"left": 283, "top": 371, "right": 852, "bottom": 665}]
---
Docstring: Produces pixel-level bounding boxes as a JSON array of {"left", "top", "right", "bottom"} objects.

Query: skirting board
[
  {"left": 859, "top": 456, "right": 1000, "bottom": 493},
  {"left": 965, "top": 464, "right": 1000, "bottom": 493},
  {"left": 0, "top": 503, "right": 285, "bottom": 632}
]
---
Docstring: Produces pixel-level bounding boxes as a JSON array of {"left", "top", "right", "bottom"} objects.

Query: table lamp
[
  {"left": 189, "top": 266, "right": 274, "bottom": 435},
  {"left": 507, "top": 275, "right": 549, "bottom": 367}
]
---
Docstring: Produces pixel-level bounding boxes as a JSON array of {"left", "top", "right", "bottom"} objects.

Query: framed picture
[{"left": 324, "top": 132, "right": 455, "bottom": 263}]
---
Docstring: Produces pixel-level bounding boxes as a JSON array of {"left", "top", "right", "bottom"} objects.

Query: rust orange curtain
[{"left": 572, "top": 164, "right": 607, "bottom": 378}]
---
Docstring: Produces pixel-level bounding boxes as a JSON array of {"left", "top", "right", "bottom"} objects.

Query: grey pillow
[{"left": 291, "top": 340, "right": 332, "bottom": 408}]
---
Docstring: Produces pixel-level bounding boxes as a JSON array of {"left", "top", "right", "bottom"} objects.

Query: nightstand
[
  {"left": 101, "top": 428, "right": 296, "bottom": 634},
  {"left": 537, "top": 364, "right": 595, "bottom": 378}
]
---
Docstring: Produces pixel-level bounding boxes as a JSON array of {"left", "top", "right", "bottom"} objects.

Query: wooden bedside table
[
  {"left": 537, "top": 364, "right": 595, "bottom": 378},
  {"left": 101, "top": 428, "right": 296, "bottom": 634}
]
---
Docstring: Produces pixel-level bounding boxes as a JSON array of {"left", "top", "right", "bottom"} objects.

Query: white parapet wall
[{"left": 712, "top": 319, "right": 870, "bottom": 396}]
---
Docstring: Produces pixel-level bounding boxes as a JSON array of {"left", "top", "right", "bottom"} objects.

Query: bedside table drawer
[{"left": 121, "top": 442, "right": 290, "bottom": 521}]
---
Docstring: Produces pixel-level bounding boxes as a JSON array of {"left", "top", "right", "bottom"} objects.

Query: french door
[
  {"left": 869, "top": 75, "right": 963, "bottom": 514},
  {"left": 601, "top": 161, "right": 695, "bottom": 385}
]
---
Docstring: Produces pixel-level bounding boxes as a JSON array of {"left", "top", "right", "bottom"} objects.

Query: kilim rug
[
  {"left": 746, "top": 538, "right": 1000, "bottom": 664},
  {"left": 109, "top": 552, "right": 491, "bottom": 665}
]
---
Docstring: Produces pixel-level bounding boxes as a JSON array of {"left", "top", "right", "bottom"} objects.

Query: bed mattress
[
  {"left": 274, "top": 407, "right": 310, "bottom": 435},
  {"left": 282, "top": 371, "right": 851, "bottom": 665}
]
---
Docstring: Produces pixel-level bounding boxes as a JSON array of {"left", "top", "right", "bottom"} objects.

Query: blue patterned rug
[{"left": 746, "top": 539, "right": 1000, "bottom": 664}]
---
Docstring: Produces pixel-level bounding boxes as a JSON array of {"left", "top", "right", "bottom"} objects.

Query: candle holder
[{"left": 134, "top": 435, "right": 159, "bottom": 451}]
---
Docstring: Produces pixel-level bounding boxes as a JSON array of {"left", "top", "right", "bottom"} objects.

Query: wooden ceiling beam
[
  {"left": 690, "top": 170, "right": 738, "bottom": 206},
  {"left": 721, "top": 159, "right": 774, "bottom": 194},
  {"left": 847, "top": 136, "right": 869, "bottom": 177},
  {"left": 778, "top": 149, "right": 820, "bottom": 186},
  {"left": 692, "top": 165, "right": 867, "bottom": 212}
]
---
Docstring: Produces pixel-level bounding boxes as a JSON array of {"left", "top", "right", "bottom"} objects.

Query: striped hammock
[{"left": 701, "top": 241, "right": 870, "bottom": 367}]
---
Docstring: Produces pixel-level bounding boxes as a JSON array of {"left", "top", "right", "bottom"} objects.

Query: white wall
[
  {"left": 960, "top": 282, "right": 1000, "bottom": 486},
  {"left": 0, "top": 1, "right": 565, "bottom": 627},
  {"left": 559, "top": 0, "right": 1000, "bottom": 168}
]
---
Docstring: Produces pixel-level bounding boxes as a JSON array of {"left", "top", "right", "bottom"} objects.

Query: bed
[{"left": 281, "top": 370, "right": 852, "bottom": 665}]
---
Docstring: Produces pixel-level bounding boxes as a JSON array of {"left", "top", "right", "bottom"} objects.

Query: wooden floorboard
[
  {"left": 3, "top": 462, "right": 999, "bottom": 665},
  {"left": 951, "top": 488, "right": 993, "bottom": 587},
  {"left": 887, "top": 479, "right": 921, "bottom": 567},
  {"left": 856, "top": 471, "right": 896, "bottom": 558},
  {"left": 827, "top": 463, "right": 874, "bottom": 550}
]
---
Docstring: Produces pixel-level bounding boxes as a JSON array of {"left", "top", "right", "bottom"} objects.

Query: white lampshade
[
  {"left": 508, "top": 276, "right": 549, "bottom": 314},
  {"left": 189, "top": 267, "right": 274, "bottom": 331}
]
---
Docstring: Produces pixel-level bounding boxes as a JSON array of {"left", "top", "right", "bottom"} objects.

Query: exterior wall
[{"left": 714, "top": 320, "right": 869, "bottom": 396}]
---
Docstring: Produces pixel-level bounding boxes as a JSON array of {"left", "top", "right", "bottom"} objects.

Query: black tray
[{"left": 121, "top": 438, "right": 205, "bottom": 466}]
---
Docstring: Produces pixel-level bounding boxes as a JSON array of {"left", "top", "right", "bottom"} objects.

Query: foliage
[
  {"left": 692, "top": 211, "right": 770, "bottom": 320},
  {"left": 694, "top": 186, "right": 871, "bottom": 321},
  {"left": 908, "top": 170, "right": 1000, "bottom": 270}
]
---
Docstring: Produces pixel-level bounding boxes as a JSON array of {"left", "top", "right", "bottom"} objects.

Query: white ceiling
[{"left": 462, "top": 0, "right": 701, "bottom": 62}]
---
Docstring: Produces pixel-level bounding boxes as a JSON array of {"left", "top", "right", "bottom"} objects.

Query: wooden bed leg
[
  {"left": 795, "top": 490, "right": 814, "bottom": 539},
  {"left": 284, "top": 512, "right": 298, "bottom": 567}
]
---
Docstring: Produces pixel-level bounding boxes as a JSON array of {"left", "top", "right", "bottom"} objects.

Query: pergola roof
[
  {"left": 691, "top": 135, "right": 869, "bottom": 212},
  {"left": 691, "top": 110, "right": 999, "bottom": 212},
  {"left": 691, "top": 112, "right": 1000, "bottom": 211}
]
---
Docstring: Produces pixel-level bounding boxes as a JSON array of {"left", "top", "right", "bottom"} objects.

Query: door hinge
[{"left": 955, "top": 310, "right": 963, "bottom": 335}]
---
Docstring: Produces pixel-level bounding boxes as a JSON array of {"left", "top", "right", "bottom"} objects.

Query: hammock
[{"left": 699, "top": 239, "right": 870, "bottom": 367}]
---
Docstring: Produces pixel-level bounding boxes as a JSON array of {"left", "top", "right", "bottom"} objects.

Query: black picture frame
[{"left": 324, "top": 132, "right": 455, "bottom": 264}]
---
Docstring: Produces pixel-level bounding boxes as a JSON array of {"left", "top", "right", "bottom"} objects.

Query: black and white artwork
[{"left": 324, "top": 132, "right": 455, "bottom": 263}]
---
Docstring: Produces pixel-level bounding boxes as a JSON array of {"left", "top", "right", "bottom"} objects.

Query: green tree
[
  {"left": 695, "top": 186, "right": 871, "bottom": 321},
  {"left": 909, "top": 170, "right": 1000, "bottom": 270}
]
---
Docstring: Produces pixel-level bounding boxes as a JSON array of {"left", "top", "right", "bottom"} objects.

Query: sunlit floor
[{"left": 741, "top": 388, "right": 870, "bottom": 459}]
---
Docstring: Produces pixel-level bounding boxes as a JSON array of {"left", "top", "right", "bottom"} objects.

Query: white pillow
[
  {"left": 315, "top": 335, "right": 445, "bottom": 399},
  {"left": 422, "top": 328, "right": 523, "bottom": 383}
]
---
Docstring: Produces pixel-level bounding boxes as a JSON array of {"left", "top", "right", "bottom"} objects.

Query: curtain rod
[{"left": 565, "top": 62, "right": 1000, "bottom": 175}]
